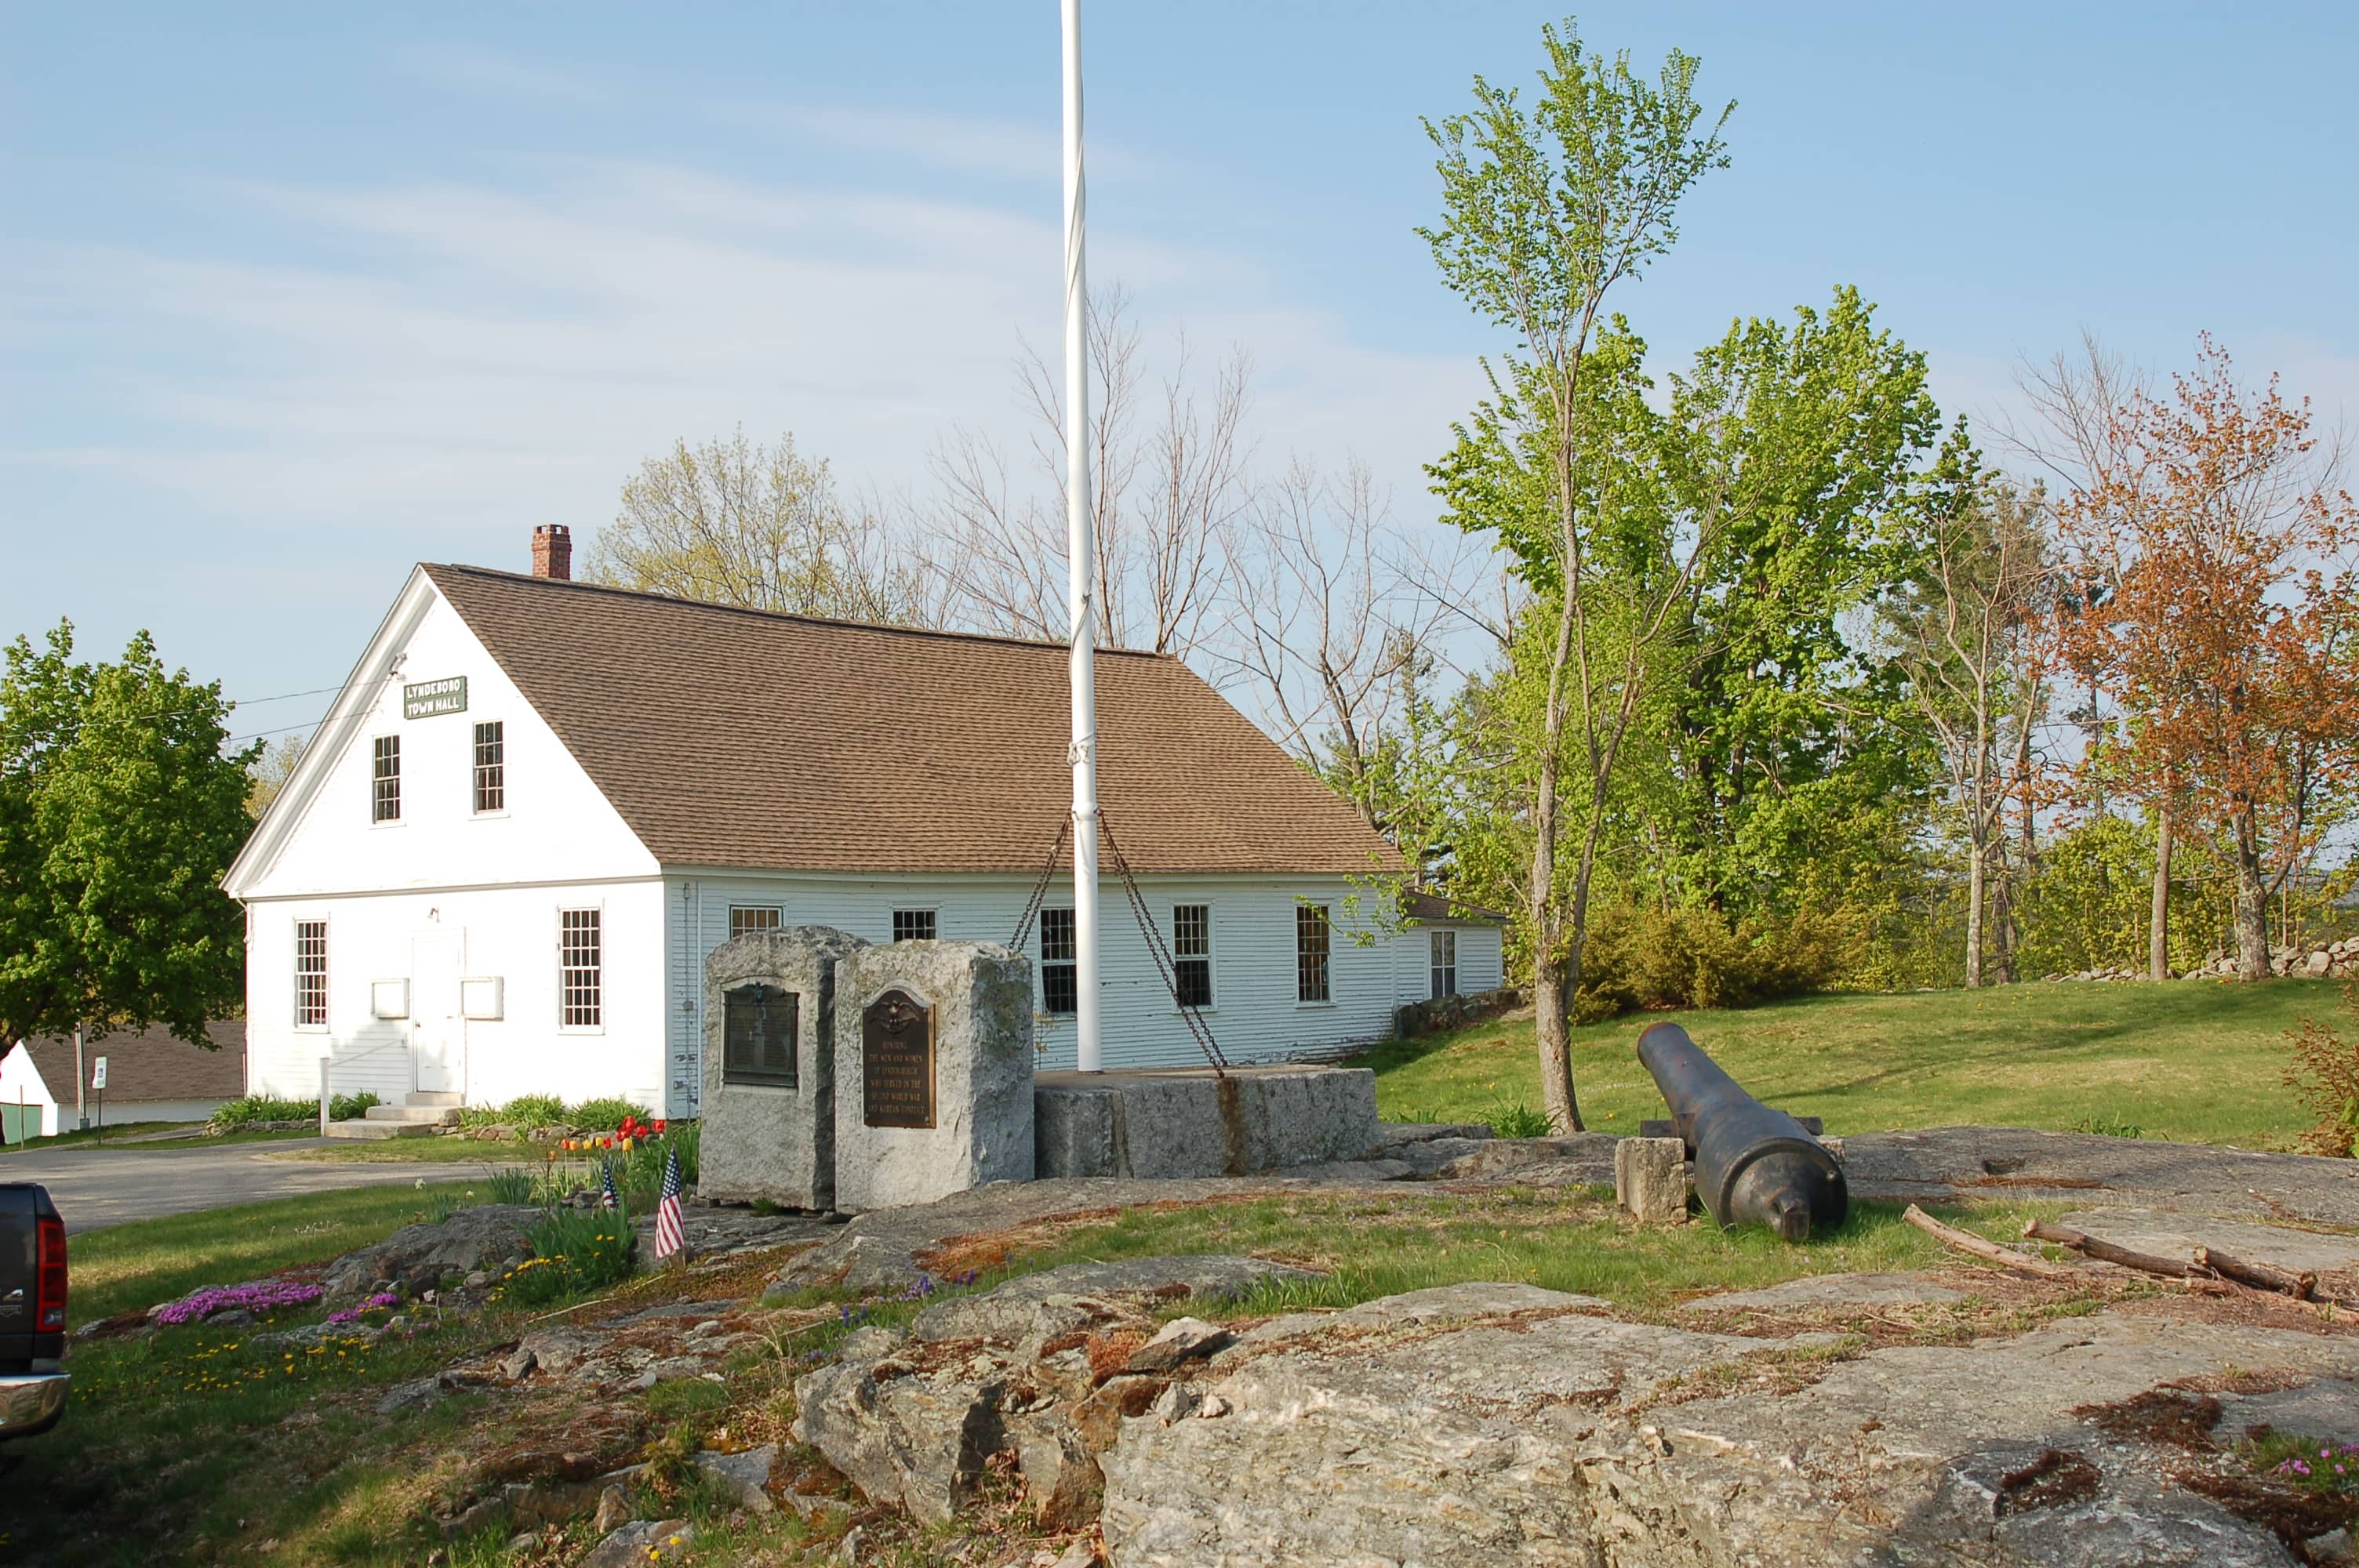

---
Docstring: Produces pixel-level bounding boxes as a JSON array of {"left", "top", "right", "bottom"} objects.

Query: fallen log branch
[
  {"left": 2023, "top": 1219, "right": 2195, "bottom": 1279},
  {"left": 1904, "top": 1206, "right": 2080, "bottom": 1279},
  {"left": 2192, "top": 1247, "right": 2317, "bottom": 1301}
]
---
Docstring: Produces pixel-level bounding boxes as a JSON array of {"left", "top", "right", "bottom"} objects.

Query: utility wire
[{"left": 7, "top": 681, "right": 356, "bottom": 746}]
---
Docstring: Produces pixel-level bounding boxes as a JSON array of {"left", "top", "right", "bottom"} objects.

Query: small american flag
[
  {"left": 652, "top": 1145, "right": 686, "bottom": 1265},
  {"left": 599, "top": 1160, "right": 620, "bottom": 1211}
]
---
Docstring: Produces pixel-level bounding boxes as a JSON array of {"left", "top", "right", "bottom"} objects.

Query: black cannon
[{"left": 1635, "top": 1021, "right": 1847, "bottom": 1241}]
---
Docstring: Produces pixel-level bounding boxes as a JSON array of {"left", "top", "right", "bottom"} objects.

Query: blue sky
[{"left": 6, "top": 2, "right": 2356, "bottom": 743}]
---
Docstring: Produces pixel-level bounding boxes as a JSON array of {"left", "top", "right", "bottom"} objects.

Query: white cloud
[
  {"left": 709, "top": 102, "right": 1157, "bottom": 185},
  {"left": 6, "top": 158, "right": 1477, "bottom": 555},
  {"left": 395, "top": 45, "right": 617, "bottom": 107}
]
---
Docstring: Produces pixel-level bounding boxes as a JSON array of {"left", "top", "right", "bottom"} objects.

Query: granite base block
[{"left": 1034, "top": 1065, "right": 1380, "bottom": 1179}]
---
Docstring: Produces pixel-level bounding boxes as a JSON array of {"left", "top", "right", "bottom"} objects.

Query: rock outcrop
[
  {"left": 792, "top": 1255, "right": 1326, "bottom": 1525},
  {"left": 1098, "top": 1287, "right": 2359, "bottom": 1567},
  {"left": 320, "top": 1204, "right": 541, "bottom": 1300}
]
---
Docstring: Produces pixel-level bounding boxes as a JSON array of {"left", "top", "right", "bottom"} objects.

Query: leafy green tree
[
  {"left": 0, "top": 622, "right": 254, "bottom": 1059},
  {"left": 1657, "top": 289, "right": 1943, "bottom": 912},
  {"left": 1421, "top": 18, "right": 1729, "bottom": 1130}
]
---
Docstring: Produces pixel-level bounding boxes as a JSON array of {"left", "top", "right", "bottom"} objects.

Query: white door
[{"left": 411, "top": 931, "right": 464, "bottom": 1094}]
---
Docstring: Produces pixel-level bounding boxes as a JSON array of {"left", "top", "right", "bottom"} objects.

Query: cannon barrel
[{"left": 1635, "top": 1022, "right": 1846, "bottom": 1242}]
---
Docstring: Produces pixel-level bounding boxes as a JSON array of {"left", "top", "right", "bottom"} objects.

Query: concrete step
[
  {"left": 322, "top": 1119, "right": 438, "bottom": 1140},
  {"left": 363, "top": 1104, "right": 458, "bottom": 1125},
  {"left": 405, "top": 1091, "right": 463, "bottom": 1109}
]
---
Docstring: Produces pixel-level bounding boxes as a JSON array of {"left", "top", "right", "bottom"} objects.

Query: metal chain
[
  {"left": 1100, "top": 810, "right": 1230, "bottom": 1074},
  {"left": 1008, "top": 817, "right": 1071, "bottom": 952}
]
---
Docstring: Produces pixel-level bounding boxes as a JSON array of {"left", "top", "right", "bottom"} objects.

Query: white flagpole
[{"left": 1062, "top": 0, "right": 1103, "bottom": 1073}]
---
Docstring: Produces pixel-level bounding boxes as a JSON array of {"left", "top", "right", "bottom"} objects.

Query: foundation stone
[
  {"left": 1034, "top": 1065, "right": 1379, "bottom": 1178},
  {"left": 699, "top": 927, "right": 867, "bottom": 1210},
  {"left": 832, "top": 941, "right": 1035, "bottom": 1213},
  {"left": 1614, "top": 1135, "right": 1690, "bottom": 1223}
]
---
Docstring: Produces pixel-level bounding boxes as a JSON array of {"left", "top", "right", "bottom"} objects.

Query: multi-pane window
[
  {"left": 1296, "top": 903, "right": 1332, "bottom": 1004},
  {"left": 294, "top": 920, "right": 328, "bottom": 1027},
  {"left": 1172, "top": 904, "right": 1212, "bottom": 1009},
  {"left": 371, "top": 735, "right": 401, "bottom": 822},
  {"left": 892, "top": 909, "right": 937, "bottom": 943},
  {"left": 1430, "top": 929, "right": 1459, "bottom": 1000},
  {"left": 722, "top": 982, "right": 799, "bottom": 1088},
  {"left": 729, "top": 906, "right": 783, "bottom": 938},
  {"left": 472, "top": 720, "right": 505, "bottom": 813},
  {"left": 1040, "top": 908, "right": 1077, "bottom": 1014},
  {"left": 559, "top": 909, "right": 602, "bottom": 1028}
]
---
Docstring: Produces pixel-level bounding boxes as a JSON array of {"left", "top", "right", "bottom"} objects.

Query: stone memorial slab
[
  {"left": 700, "top": 927, "right": 867, "bottom": 1210},
  {"left": 833, "top": 941, "right": 1035, "bottom": 1213}
]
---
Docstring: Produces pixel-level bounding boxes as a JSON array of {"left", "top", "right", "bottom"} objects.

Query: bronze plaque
[
  {"left": 722, "top": 983, "right": 798, "bottom": 1089},
  {"left": 862, "top": 988, "right": 936, "bottom": 1129}
]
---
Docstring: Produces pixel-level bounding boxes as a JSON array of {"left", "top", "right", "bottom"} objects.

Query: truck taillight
[{"left": 35, "top": 1214, "right": 67, "bottom": 1332}]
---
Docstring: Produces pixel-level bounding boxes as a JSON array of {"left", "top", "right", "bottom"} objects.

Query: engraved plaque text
[{"left": 861, "top": 987, "right": 935, "bottom": 1129}]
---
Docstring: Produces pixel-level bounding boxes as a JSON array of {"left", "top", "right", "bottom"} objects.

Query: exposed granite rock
[
  {"left": 579, "top": 1519, "right": 692, "bottom": 1568},
  {"left": 1682, "top": 1271, "right": 1966, "bottom": 1312},
  {"left": 765, "top": 1177, "right": 1393, "bottom": 1298},
  {"left": 692, "top": 1444, "right": 777, "bottom": 1512},
  {"left": 1372, "top": 1121, "right": 1496, "bottom": 1148},
  {"left": 1434, "top": 1133, "right": 1621, "bottom": 1185},
  {"left": 2057, "top": 1206, "right": 2359, "bottom": 1276},
  {"left": 1125, "top": 1317, "right": 1230, "bottom": 1374},
  {"left": 373, "top": 1376, "right": 445, "bottom": 1416},
  {"left": 1011, "top": 1410, "right": 1102, "bottom": 1528},
  {"left": 1101, "top": 1294, "right": 2359, "bottom": 1567},
  {"left": 1834, "top": 1127, "right": 2359, "bottom": 1226},
  {"left": 321, "top": 1204, "right": 542, "bottom": 1301},
  {"left": 792, "top": 1357, "right": 1010, "bottom": 1524},
  {"left": 909, "top": 1256, "right": 1321, "bottom": 1346},
  {"left": 1223, "top": 1281, "right": 1605, "bottom": 1356}
]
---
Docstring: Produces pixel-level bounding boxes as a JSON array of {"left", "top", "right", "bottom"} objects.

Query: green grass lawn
[
  {"left": 976, "top": 1188, "right": 2066, "bottom": 1314},
  {"left": 1365, "top": 978, "right": 2340, "bottom": 1149},
  {"left": 71, "top": 1182, "right": 482, "bottom": 1322},
  {"left": 285, "top": 1135, "right": 560, "bottom": 1163},
  {"left": 1, "top": 1119, "right": 194, "bottom": 1152}
]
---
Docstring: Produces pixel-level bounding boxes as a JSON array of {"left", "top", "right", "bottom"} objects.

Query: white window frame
[
  {"left": 1430, "top": 928, "right": 1459, "bottom": 1000},
  {"left": 1296, "top": 902, "right": 1333, "bottom": 1007},
  {"left": 369, "top": 735, "right": 402, "bottom": 825},
  {"left": 1038, "top": 907, "right": 1078, "bottom": 1016},
  {"left": 729, "top": 905, "right": 785, "bottom": 939},
  {"left": 892, "top": 907, "right": 939, "bottom": 943},
  {"left": 1172, "top": 902, "right": 1214, "bottom": 1011},
  {"left": 558, "top": 906, "right": 605, "bottom": 1033},
  {"left": 471, "top": 719, "right": 506, "bottom": 816},
  {"left": 293, "top": 916, "right": 329, "bottom": 1031}
]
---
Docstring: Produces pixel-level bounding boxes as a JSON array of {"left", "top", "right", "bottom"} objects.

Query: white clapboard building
[{"left": 224, "top": 528, "right": 1503, "bottom": 1120}]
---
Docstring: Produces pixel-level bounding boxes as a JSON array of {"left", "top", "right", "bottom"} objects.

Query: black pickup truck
[{"left": 0, "top": 1183, "right": 68, "bottom": 1442}]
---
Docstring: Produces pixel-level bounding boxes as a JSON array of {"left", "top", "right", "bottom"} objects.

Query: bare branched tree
[
  {"left": 928, "top": 289, "right": 1250, "bottom": 656},
  {"left": 1885, "top": 465, "right": 2055, "bottom": 986},
  {"left": 1216, "top": 459, "right": 1466, "bottom": 826}
]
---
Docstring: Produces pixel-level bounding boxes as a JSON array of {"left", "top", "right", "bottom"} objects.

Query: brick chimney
[{"left": 531, "top": 524, "right": 572, "bottom": 581}]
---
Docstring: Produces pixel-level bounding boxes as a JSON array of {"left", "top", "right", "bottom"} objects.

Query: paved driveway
[{"left": 0, "top": 1140, "right": 471, "bottom": 1233}]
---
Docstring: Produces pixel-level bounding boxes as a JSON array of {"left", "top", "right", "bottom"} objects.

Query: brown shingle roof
[
  {"left": 16, "top": 1022, "right": 245, "bottom": 1105},
  {"left": 424, "top": 566, "right": 1401, "bottom": 877},
  {"left": 1398, "top": 890, "right": 1509, "bottom": 927}
]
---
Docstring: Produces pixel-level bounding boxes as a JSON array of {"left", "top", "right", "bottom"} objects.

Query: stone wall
[{"left": 1393, "top": 985, "right": 1526, "bottom": 1040}]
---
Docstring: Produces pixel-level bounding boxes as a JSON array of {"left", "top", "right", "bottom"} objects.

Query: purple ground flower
[{"left": 154, "top": 1279, "right": 325, "bottom": 1327}]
